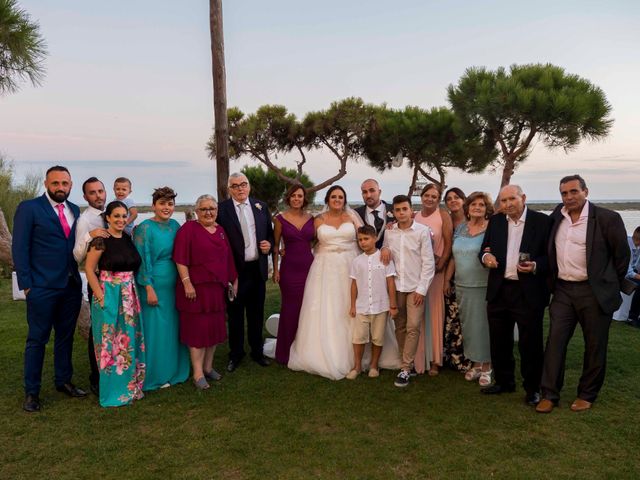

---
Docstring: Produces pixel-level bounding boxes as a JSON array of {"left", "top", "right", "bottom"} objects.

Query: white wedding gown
[{"left": 288, "top": 222, "right": 401, "bottom": 380}]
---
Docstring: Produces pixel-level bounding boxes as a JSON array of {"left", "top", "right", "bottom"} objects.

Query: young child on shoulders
[
  {"left": 113, "top": 177, "right": 138, "bottom": 235},
  {"left": 347, "top": 225, "right": 397, "bottom": 379}
]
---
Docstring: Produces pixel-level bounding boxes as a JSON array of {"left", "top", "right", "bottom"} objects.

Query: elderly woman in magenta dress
[
  {"left": 272, "top": 185, "right": 314, "bottom": 365},
  {"left": 414, "top": 183, "right": 453, "bottom": 376},
  {"left": 84, "top": 201, "right": 145, "bottom": 407},
  {"left": 445, "top": 192, "right": 493, "bottom": 387},
  {"left": 173, "top": 195, "right": 238, "bottom": 390},
  {"left": 133, "top": 187, "right": 189, "bottom": 391}
]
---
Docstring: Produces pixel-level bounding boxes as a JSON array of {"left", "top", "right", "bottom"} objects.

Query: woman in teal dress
[
  {"left": 445, "top": 191, "right": 494, "bottom": 388},
  {"left": 133, "top": 187, "right": 190, "bottom": 391},
  {"left": 85, "top": 201, "right": 146, "bottom": 407}
]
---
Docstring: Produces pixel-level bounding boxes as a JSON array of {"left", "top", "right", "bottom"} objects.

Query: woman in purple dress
[
  {"left": 173, "top": 195, "right": 237, "bottom": 390},
  {"left": 272, "top": 185, "right": 314, "bottom": 364}
]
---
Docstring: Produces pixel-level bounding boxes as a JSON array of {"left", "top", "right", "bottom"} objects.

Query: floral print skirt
[
  {"left": 443, "top": 288, "right": 471, "bottom": 372},
  {"left": 91, "top": 271, "right": 146, "bottom": 407}
]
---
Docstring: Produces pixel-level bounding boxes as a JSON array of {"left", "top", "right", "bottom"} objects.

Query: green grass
[{"left": 1, "top": 278, "right": 639, "bottom": 479}]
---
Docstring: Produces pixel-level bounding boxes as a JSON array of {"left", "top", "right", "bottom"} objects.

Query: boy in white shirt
[
  {"left": 348, "top": 225, "right": 397, "bottom": 379},
  {"left": 383, "top": 195, "right": 435, "bottom": 387}
]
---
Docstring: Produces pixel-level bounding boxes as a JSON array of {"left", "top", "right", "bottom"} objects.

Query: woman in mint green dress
[
  {"left": 445, "top": 191, "right": 494, "bottom": 388},
  {"left": 134, "top": 187, "right": 190, "bottom": 390},
  {"left": 85, "top": 201, "right": 146, "bottom": 407}
]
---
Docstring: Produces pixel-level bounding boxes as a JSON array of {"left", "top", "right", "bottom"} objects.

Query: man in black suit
[
  {"left": 354, "top": 179, "right": 394, "bottom": 248},
  {"left": 216, "top": 173, "right": 274, "bottom": 372},
  {"left": 536, "top": 175, "right": 629, "bottom": 413},
  {"left": 479, "top": 184, "right": 551, "bottom": 405}
]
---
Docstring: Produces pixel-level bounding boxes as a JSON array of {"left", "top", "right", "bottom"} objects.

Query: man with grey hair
[
  {"left": 216, "top": 173, "right": 274, "bottom": 372},
  {"left": 479, "top": 184, "right": 551, "bottom": 406},
  {"left": 536, "top": 175, "right": 629, "bottom": 413}
]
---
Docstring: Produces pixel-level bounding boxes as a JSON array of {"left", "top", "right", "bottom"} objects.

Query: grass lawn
[{"left": 1, "top": 277, "right": 639, "bottom": 479}]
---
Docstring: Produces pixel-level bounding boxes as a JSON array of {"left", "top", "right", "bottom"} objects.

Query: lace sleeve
[
  {"left": 133, "top": 221, "right": 153, "bottom": 286},
  {"left": 88, "top": 237, "right": 105, "bottom": 252}
]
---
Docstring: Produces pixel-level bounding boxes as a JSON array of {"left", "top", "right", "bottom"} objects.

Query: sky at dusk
[{"left": 1, "top": 0, "right": 639, "bottom": 205}]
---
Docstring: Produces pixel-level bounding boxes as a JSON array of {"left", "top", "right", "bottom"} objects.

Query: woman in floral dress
[{"left": 85, "top": 200, "right": 145, "bottom": 407}]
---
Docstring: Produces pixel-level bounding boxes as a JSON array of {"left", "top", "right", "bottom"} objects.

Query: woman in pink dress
[{"left": 414, "top": 184, "right": 453, "bottom": 376}]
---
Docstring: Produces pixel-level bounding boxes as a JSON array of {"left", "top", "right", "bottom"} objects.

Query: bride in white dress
[{"left": 288, "top": 186, "right": 400, "bottom": 380}]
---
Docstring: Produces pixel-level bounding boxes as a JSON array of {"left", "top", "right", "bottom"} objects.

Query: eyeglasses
[
  {"left": 197, "top": 208, "right": 218, "bottom": 213},
  {"left": 229, "top": 182, "right": 249, "bottom": 190}
]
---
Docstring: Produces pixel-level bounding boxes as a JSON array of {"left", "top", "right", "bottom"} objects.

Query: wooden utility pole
[{"left": 210, "top": 0, "right": 229, "bottom": 200}]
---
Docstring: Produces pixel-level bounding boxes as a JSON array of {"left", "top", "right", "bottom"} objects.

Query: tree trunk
[
  {"left": 0, "top": 208, "right": 13, "bottom": 269},
  {"left": 499, "top": 154, "right": 517, "bottom": 189},
  {"left": 408, "top": 164, "right": 420, "bottom": 197},
  {"left": 210, "top": 0, "right": 230, "bottom": 200}
]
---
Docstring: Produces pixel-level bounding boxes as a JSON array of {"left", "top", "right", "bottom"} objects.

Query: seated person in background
[{"left": 625, "top": 226, "right": 640, "bottom": 327}]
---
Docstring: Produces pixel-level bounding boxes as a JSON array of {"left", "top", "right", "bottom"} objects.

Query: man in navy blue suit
[
  {"left": 216, "top": 172, "right": 274, "bottom": 372},
  {"left": 12, "top": 166, "right": 87, "bottom": 412}
]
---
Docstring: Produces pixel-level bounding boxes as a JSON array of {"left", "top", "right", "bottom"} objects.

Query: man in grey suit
[{"left": 537, "top": 175, "right": 629, "bottom": 413}]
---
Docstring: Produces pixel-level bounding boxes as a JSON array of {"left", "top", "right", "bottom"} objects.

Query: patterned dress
[{"left": 90, "top": 235, "right": 145, "bottom": 407}]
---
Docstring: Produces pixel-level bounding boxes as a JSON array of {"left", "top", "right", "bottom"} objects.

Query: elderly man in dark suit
[
  {"left": 536, "top": 175, "right": 629, "bottom": 413},
  {"left": 354, "top": 179, "right": 395, "bottom": 249},
  {"left": 12, "top": 165, "right": 87, "bottom": 412},
  {"left": 479, "top": 184, "right": 551, "bottom": 405},
  {"left": 217, "top": 172, "right": 274, "bottom": 372}
]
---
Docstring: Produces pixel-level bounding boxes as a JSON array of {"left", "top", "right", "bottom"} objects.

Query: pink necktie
[{"left": 56, "top": 204, "right": 71, "bottom": 238}]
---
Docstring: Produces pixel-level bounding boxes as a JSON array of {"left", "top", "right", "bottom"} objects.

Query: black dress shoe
[
  {"left": 227, "top": 359, "right": 239, "bottom": 372},
  {"left": 23, "top": 394, "right": 41, "bottom": 413},
  {"left": 253, "top": 356, "right": 271, "bottom": 367},
  {"left": 90, "top": 384, "right": 100, "bottom": 396},
  {"left": 55, "top": 383, "right": 88, "bottom": 398},
  {"left": 481, "top": 384, "right": 516, "bottom": 395},
  {"left": 525, "top": 392, "right": 541, "bottom": 406}
]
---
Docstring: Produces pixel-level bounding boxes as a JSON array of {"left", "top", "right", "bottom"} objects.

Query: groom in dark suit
[
  {"left": 12, "top": 165, "right": 86, "bottom": 412},
  {"left": 217, "top": 172, "right": 274, "bottom": 372},
  {"left": 536, "top": 175, "right": 629, "bottom": 413},
  {"left": 354, "top": 179, "right": 395, "bottom": 249},
  {"left": 479, "top": 184, "right": 551, "bottom": 405}
]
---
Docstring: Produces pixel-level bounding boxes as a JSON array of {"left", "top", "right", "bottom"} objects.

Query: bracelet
[
  {"left": 95, "top": 296, "right": 104, "bottom": 302},
  {"left": 181, "top": 276, "right": 190, "bottom": 282}
]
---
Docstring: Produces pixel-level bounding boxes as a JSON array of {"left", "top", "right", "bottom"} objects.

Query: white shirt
[
  {"left": 73, "top": 206, "right": 105, "bottom": 263},
  {"left": 504, "top": 207, "right": 527, "bottom": 280},
  {"left": 555, "top": 201, "right": 589, "bottom": 281},
  {"left": 45, "top": 190, "right": 75, "bottom": 230},
  {"left": 234, "top": 199, "right": 258, "bottom": 261},
  {"left": 383, "top": 221, "right": 435, "bottom": 295},
  {"left": 349, "top": 250, "right": 396, "bottom": 315}
]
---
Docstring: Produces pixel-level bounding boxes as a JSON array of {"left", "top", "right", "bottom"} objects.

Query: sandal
[
  {"left": 465, "top": 366, "right": 482, "bottom": 381},
  {"left": 428, "top": 365, "right": 439, "bottom": 377},
  {"left": 193, "top": 377, "right": 210, "bottom": 390},
  {"left": 204, "top": 369, "right": 222, "bottom": 381},
  {"left": 479, "top": 369, "right": 493, "bottom": 387}
]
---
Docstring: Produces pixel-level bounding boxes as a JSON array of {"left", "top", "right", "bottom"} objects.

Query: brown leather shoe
[
  {"left": 535, "top": 398, "right": 556, "bottom": 413},
  {"left": 570, "top": 398, "right": 592, "bottom": 412}
]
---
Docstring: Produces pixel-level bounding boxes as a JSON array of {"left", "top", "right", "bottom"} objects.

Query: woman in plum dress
[{"left": 272, "top": 185, "right": 314, "bottom": 364}]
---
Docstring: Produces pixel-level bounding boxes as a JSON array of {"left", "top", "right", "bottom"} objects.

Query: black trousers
[
  {"left": 487, "top": 280, "right": 544, "bottom": 394},
  {"left": 227, "top": 261, "right": 266, "bottom": 362},
  {"left": 541, "top": 280, "right": 611, "bottom": 403}
]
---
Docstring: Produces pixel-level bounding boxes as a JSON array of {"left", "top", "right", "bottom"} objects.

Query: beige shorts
[{"left": 352, "top": 312, "right": 388, "bottom": 346}]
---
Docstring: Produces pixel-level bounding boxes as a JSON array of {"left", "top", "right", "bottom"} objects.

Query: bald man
[{"left": 479, "top": 185, "right": 551, "bottom": 406}]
